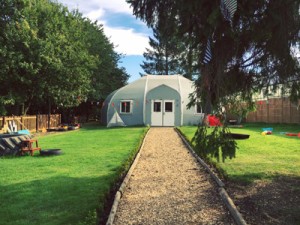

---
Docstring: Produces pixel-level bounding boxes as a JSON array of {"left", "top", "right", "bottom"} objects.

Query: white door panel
[
  {"left": 163, "top": 100, "right": 174, "bottom": 126},
  {"left": 151, "top": 100, "right": 175, "bottom": 126},
  {"left": 151, "top": 100, "right": 163, "bottom": 126}
]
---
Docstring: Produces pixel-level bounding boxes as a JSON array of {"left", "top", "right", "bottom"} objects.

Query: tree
[
  {"left": 141, "top": 25, "right": 184, "bottom": 76},
  {"left": 80, "top": 19, "right": 129, "bottom": 101},
  {"left": 127, "top": 0, "right": 300, "bottom": 160},
  {"left": 0, "top": 0, "right": 95, "bottom": 114},
  {"left": 0, "top": 0, "right": 128, "bottom": 115},
  {"left": 0, "top": 0, "right": 28, "bottom": 114},
  {"left": 141, "top": 16, "right": 198, "bottom": 79},
  {"left": 128, "top": 0, "right": 299, "bottom": 109}
]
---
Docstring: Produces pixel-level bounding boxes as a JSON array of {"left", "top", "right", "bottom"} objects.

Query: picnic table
[{"left": 20, "top": 139, "right": 41, "bottom": 156}]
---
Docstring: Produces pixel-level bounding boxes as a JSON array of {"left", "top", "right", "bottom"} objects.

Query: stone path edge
[
  {"left": 106, "top": 128, "right": 150, "bottom": 225},
  {"left": 175, "top": 127, "right": 247, "bottom": 225}
]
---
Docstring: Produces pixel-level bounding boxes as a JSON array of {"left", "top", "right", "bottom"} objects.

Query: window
[
  {"left": 153, "top": 102, "right": 161, "bottom": 112},
  {"left": 120, "top": 100, "right": 132, "bottom": 114},
  {"left": 195, "top": 101, "right": 203, "bottom": 114},
  {"left": 165, "top": 102, "right": 173, "bottom": 112}
]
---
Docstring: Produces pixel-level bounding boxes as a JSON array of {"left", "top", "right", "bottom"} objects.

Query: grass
[
  {"left": 178, "top": 123, "right": 300, "bottom": 183},
  {"left": 0, "top": 123, "right": 147, "bottom": 225}
]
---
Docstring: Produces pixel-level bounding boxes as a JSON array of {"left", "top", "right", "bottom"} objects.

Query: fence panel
[
  {"left": 246, "top": 98, "right": 300, "bottom": 124},
  {"left": 22, "top": 116, "right": 36, "bottom": 131},
  {"left": 0, "top": 114, "right": 61, "bottom": 133}
]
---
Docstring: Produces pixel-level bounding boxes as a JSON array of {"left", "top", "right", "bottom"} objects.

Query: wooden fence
[
  {"left": 0, "top": 114, "right": 61, "bottom": 133},
  {"left": 246, "top": 98, "right": 300, "bottom": 124}
]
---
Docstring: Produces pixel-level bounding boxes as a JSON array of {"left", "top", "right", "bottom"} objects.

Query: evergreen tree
[
  {"left": 127, "top": 0, "right": 299, "bottom": 161},
  {"left": 141, "top": 25, "right": 180, "bottom": 75},
  {"left": 141, "top": 24, "right": 197, "bottom": 79},
  {"left": 127, "top": 0, "right": 299, "bottom": 109}
]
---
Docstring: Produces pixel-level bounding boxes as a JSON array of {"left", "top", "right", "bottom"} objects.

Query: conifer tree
[
  {"left": 127, "top": 0, "right": 300, "bottom": 161},
  {"left": 141, "top": 25, "right": 183, "bottom": 76},
  {"left": 128, "top": 0, "right": 299, "bottom": 108},
  {"left": 141, "top": 23, "right": 197, "bottom": 79}
]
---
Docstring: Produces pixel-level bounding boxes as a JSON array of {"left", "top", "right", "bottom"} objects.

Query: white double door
[{"left": 151, "top": 100, "right": 175, "bottom": 126}]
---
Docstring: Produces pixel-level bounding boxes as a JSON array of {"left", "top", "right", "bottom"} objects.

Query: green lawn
[
  {"left": 178, "top": 123, "right": 300, "bottom": 183},
  {"left": 0, "top": 124, "right": 147, "bottom": 225}
]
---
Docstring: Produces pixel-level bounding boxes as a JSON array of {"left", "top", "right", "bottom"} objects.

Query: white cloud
[
  {"left": 97, "top": 0, "right": 132, "bottom": 14},
  {"left": 57, "top": 0, "right": 149, "bottom": 56},
  {"left": 85, "top": 8, "right": 105, "bottom": 22},
  {"left": 58, "top": 0, "right": 132, "bottom": 16},
  {"left": 104, "top": 26, "right": 149, "bottom": 55}
]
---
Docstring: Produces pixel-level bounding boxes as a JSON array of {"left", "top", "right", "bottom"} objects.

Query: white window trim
[{"left": 120, "top": 100, "right": 133, "bottom": 114}]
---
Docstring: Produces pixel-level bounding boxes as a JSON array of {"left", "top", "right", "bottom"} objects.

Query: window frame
[
  {"left": 164, "top": 101, "right": 173, "bottom": 113},
  {"left": 120, "top": 100, "right": 133, "bottom": 114},
  {"left": 195, "top": 101, "right": 203, "bottom": 114},
  {"left": 153, "top": 101, "right": 162, "bottom": 112}
]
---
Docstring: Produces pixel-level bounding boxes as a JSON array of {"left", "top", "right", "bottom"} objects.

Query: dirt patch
[{"left": 226, "top": 176, "right": 300, "bottom": 225}]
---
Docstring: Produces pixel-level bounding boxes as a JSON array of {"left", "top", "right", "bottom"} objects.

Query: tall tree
[
  {"left": 141, "top": 25, "right": 183, "bottom": 75},
  {"left": 141, "top": 21, "right": 197, "bottom": 79},
  {"left": 127, "top": 0, "right": 300, "bottom": 160},
  {"left": 80, "top": 19, "right": 129, "bottom": 101},
  {"left": 128, "top": 0, "right": 299, "bottom": 109},
  {"left": 0, "top": 0, "right": 129, "bottom": 115}
]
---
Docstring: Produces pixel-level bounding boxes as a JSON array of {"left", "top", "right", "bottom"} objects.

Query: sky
[
  {"left": 57, "top": 0, "right": 152, "bottom": 83},
  {"left": 55, "top": 1, "right": 300, "bottom": 84}
]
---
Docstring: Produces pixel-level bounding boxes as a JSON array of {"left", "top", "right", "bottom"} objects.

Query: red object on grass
[
  {"left": 208, "top": 115, "right": 222, "bottom": 126},
  {"left": 286, "top": 133, "right": 298, "bottom": 137}
]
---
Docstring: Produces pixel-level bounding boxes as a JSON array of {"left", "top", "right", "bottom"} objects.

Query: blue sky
[{"left": 57, "top": 0, "right": 152, "bottom": 83}]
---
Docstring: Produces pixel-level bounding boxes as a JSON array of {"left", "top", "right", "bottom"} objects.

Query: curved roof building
[{"left": 101, "top": 75, "right": 204, "bottom": 127}]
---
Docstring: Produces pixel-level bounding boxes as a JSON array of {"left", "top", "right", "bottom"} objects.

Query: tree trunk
[{"left": 165, "top": 45, "right": 169, "bottom": 75}]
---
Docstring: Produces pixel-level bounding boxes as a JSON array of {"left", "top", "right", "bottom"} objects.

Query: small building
[{"left": 101, "top": 75, "right": 204, "bottom": 127}]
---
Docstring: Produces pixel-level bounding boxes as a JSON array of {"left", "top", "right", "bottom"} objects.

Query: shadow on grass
[
  {"left": 227, "top": 172, "right": 271, "bottom": 184},
  {"left": 79, "top": 122, "right": 107, "bottom": 131},
  {"left": 0, "top": 174, "right": 115, "bottom": 225},
  {"left": 227, "top": 174, "right": 300, "bottom": 225},
  {"left": 79, "top": 122, "right": 146, "bottom": 131}
]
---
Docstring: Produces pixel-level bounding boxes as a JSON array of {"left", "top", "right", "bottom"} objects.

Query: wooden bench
[{"left": 20, "top": 139, "right": 41, "bottom": 156}]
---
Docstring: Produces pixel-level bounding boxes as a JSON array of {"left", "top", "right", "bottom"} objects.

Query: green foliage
[
  {"left": 223, "top": 93, "right": 257, "bottom": 124},
  {"left": 141, "top": 24, "right": 196, "bottom": 78},
  {"left": 192, "top": 125, "right": 237, "bottom": 162},
  {"left": 0, "top": 94, "right": 15, "bottom": 115},
  {"left": 127, "top": 0, "right": 300, "bottom": 109},
  {"left": 0, "top": 0, "right": 128, "bottom": 115},
  {"left": 79, "top": 19, "right": 129, "bottom": 101}
]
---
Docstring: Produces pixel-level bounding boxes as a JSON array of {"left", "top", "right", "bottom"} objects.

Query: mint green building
[{"left": 101, "top": 75, "right": 204, "bottom": 127}]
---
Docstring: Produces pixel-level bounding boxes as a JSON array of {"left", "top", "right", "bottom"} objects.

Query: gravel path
[{"left": 113, "top": 128, "right": 234, "bottom": 225}]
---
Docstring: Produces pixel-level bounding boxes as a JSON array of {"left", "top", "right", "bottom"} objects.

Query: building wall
[
  {"left": 102, "top": 75, "right": 204, "bottom": 127},
  {"left": 101, "top": 90, "right": 116, "bottom": 124},
  {"left": 180, "top": 81, "right": 204, "bottom": 126},
  {"left": 106, "top": 78, "right": 146, "bottom": 126}
]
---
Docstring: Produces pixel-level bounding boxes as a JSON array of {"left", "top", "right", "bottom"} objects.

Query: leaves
[
  {"left": 127, "top": 0, "right": 300, "bottom": 107},
  {"left": 192, "top": 124, "right": 237, "bottom": 162},
  {"left": 141, "top": 24, "right": 184, "bottom": 76},
  {"left": 0, "top": 0, "right": 128, "bottom": 115}
]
